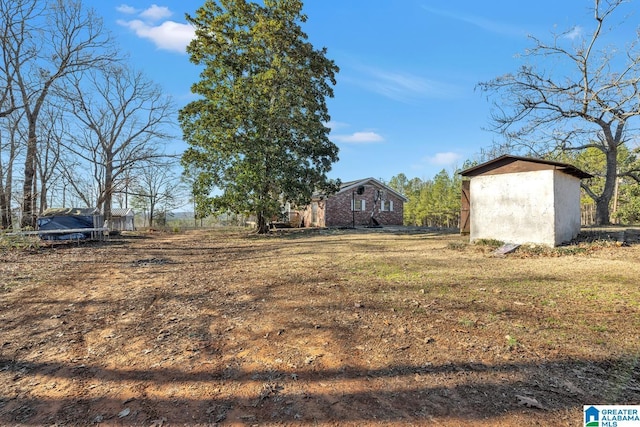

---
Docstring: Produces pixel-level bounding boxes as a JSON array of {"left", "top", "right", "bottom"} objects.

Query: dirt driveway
[{"left": 1, "top": 228, "right": 639, "bottom": 426}]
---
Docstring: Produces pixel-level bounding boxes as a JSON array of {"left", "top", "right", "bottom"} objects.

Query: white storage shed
[{"left": 460, "top": 155, "right": 592, "bottom": 247}]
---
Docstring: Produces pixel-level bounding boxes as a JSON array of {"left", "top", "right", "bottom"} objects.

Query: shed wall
[
  {"left": 553, "top": 171, "right": 582, "bottom": 245},
  {"left": 110, "top": 215, "right": 135, "bottom": 231},
  {"left": 470, "top": 170, "right": 556, "bottom": 245}
]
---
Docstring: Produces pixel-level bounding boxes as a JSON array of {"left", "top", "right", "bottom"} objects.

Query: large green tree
[{"left": 179, "top": 0, "right": 340, "bottom": 233}]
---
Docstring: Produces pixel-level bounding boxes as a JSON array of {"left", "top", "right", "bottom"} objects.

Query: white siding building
[
  {"left": 109, "top": 208, "right": 135, "bottom": 231},
  {"left": 460, "top": 155, "right": 592, "bottom": 247}
]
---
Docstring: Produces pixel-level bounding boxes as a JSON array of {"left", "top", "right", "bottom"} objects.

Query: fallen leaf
[
  {"left": 150, "top": 417, "right": 166, "bottom": 426},
  {"left": 515, "top": 395, "right": 544, "bottom": 409}
]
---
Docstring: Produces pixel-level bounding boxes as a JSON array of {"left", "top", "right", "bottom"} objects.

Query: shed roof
[
  {"left": 111, "top": 208, "right": 135, "bottom": 217},
  {"left": 459, "top": 155, "right": 592, "bottom": 180}
]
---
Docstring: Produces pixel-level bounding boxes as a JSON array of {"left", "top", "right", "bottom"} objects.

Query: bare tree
[
  {"left": 62, "top": 65, "right": 175, "bottom": 223},
  {"left": 0, "top": 0, "right": 32, "bottom": 229},
  {"left": 0, "top": 112, "right": 25, "bottom": 228},
  {"left": 56, "top": 153, "right": 96, "bottom": 208},
  {"left": 130, "top": 161, "right": 185, "bottom": 228},
  {"left": 35, "top": 105, "right": 65, "bottom": 213},
  {"left": 477, "top": 0, "right": 640, "bottom": 225},
  {"left": 0, "top": 1, "right": 25, "bottom": 119},
  {"left": 0, "top": 0, "right": 116, "bottom": 228}
]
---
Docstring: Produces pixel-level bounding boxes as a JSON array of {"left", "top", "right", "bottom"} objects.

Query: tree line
[
  {"left": 386, "top": 170, "right": 461, "bottom": 228},
  {"left": 0, "top": 0, "right": 181, "bottom": 230}
]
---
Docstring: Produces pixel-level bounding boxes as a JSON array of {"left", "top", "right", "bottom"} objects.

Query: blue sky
[{"left": 93, "top": 1, "right": 620, "bottom": 183}]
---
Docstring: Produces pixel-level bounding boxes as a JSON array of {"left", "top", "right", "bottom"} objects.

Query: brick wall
[
  {"left": 325, "top": 186, "right": 404, "bottom": 227},
  {"left": 297, "top": 200, "right": 325, "bottom": 227}
]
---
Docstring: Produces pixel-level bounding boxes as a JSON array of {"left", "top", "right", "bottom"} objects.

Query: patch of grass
[
  {"left": 518, "top": 244, "right": 549, "bottom": 256},
  {"left": 505, "top": 335, "right": 519, "bottom": 350},
  {"left": 578, "top": 287, "right": 600, "bottom": 301},
  {"left": 0, "top": 282, "right": 17, "bottom": 294},
  {"left": 544, "top": 317, "right": 561, "bottom": 326},
  {"left": 371, "top": 263, "right": 424, "bottom": 283},
  {"left": 474, "top": 238, "right": 503, "bottom": 248},
  {"left": 447, "top": 241, "right": 467, "bottom": 251},
  {"left": 556, "top": 246, "right": 588, "bottom": 255},
  {"left": 487, "top": 313, "right": 501, "bottom": 322},
  {"left": 590, "top": 324, "right": 608, "bottom": 333},
  {"left": 459, "top": 318, "right": 476, "bottom": 327},
  {"left": 0, "top": 233, "right": 40, "bottom": 251},
  {"left": 513, "top": 238, "right": 625, "bottom": 258}
]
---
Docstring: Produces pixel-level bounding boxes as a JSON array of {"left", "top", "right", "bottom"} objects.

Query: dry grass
[{"left": 0, "top": 227, "right": 639, "bottom": 426}]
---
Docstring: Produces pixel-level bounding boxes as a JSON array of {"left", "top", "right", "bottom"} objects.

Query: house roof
[
  {"left": 459, "top": 155, "right": 592, "bottom": 180},
  {"left": 337, "top": 177, "right": 409, "bottom": 201}
]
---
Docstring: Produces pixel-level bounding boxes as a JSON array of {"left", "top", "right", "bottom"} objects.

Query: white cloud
[
  {"left": 564, "top": 26, "right": 583, "bottom": 40},
  {"left": 332, "top": 131, "right": 384, "bottom": 144},
  {"left": 325, "top": 120, "right": 350, "bottom": 131},
  {"left": 117, "top": 4, "right": 195, "bottom": 54},
  {"left": 426, "top": 152, "right": 462, "bottom": 165},
  {"left": 354, "top": 66, "right": 462, "bottom": 102},
  {"left": 116, "top": 4, "right": 137, "bottom": 14},
  {"left": 117, "top": 18, "right": 194, "bottom": 54},
  {"left": 120, "top": 19, "right": 194, "bottom": 53},
  {"left": 140, "top": 4, "right": 172, "bottom": 22},
  {"left": 409, "top": 152, "right": 462, "bottom": 174},
  {"left": 422, "top": 6, "right": 525, "bottom": 37},
  {"left": 370, "top": 70, "right": 432, "bottom": 99}
]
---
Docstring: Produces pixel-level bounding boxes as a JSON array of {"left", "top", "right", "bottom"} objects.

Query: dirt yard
[{"left": 1, "top": 227, "right": 639, "bottom": 426}]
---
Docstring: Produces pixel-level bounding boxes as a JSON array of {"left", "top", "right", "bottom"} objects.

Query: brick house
[{"left": 294, "top": 178, "right": 407, "bottom": 228}]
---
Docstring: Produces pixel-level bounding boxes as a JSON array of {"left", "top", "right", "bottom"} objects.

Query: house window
[
  {"left": 381, "top": 200, "right": 394, "bottom": 212},
  {"left": 352, "top": 199, "right": 366, "bottom": 211}
]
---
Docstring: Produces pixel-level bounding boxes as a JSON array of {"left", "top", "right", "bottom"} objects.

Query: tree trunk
[
  {"left": 1, "top": 144, "right": 15, "bottom": 229},
  {"left": 0, "top": 158, "right": 10, "bottom": 228},
  {"left": 0, "top": 184, "right": 8, "bottom": 229},
  {"left": 595, "top": 148, "right": 618, "bottom": 225},
  {"left": 103, "top": 155, "right": 113, "bottom": 225},
  {"left": 595, "top": 198, "right": 610, "bottom": 226},
  {"left": 20, "top": 129, "right": 37, "bottom": 228},
  {"left": 257, "top": 211, "right": 269, "bottom": 234},
  {"left": 149, "top": 201, "right": 155, "bottom": 228},
  {"left": 39, "top": 183, "right": 48, "bottom": 214}
]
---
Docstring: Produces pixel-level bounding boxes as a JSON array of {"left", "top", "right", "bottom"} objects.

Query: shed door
[{"left": 460, "top": 180, "right": 470, "bottom": 234}]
